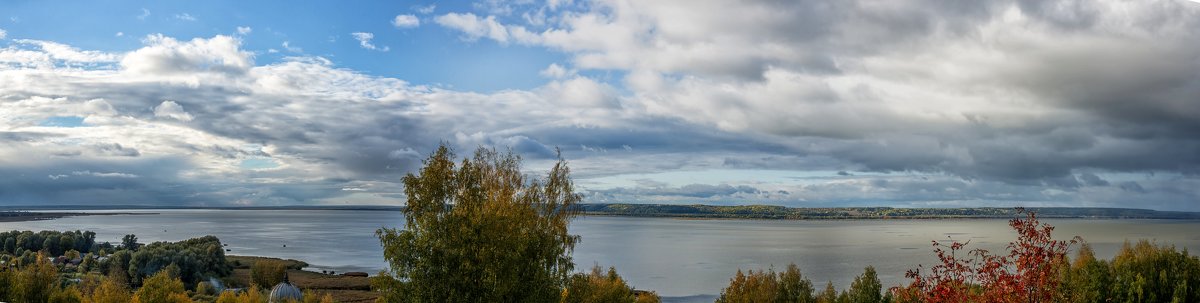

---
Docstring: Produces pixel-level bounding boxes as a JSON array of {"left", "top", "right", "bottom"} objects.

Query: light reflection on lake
[{"left": 4, "top": 210, "right": 1200, "bottom": 301}]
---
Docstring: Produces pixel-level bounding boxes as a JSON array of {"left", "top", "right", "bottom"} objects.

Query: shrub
[
  {"left": 717, "top": 263, "right": 817, "bottom": 303},
  {"left": 89, "top": 276, "right": 133, "bottom": 303},
  {"left": 48, "top": 285, "right": 83, "bottom": 303},
  {"left": 132, "top": 268, "right": 190, "bottom": 303},
  {"left": 250, "top": 260, "right": 287, "bottom": 287},
  {"left": 562, "top": 265, "right": 660, "bottom": 303},
  {"left": 893, "top": 209, "right": 1077, "bottom": 302}
]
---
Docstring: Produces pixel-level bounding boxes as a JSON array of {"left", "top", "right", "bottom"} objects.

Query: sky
[{"left": 1, "top": 0, "right": 1199, "bottom": 210}]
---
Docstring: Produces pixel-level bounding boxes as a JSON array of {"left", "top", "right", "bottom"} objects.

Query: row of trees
[
  {"left": 0, "top": 232, "right": 231, "bottom": 288},
  {"left": 888, "top": 210, "right": 1200, "bottom": 303},
  {"left": 1057, "top": 240, "right": 1200, "bottom": 302},
  {"left": 0, "top": 252, "right": 335, "bottom": 303},
  {"left": 712, "top": 210, "right": 1200, "bottom": 303},
  {"left": 0, "top": 232, "right": 257, "bottom": 302},
  {"left": 716, "top": 264, "right": 884, "bottom": 303},
  {"left": 0, "top": 230, "right": 100, "bottom": 257}
]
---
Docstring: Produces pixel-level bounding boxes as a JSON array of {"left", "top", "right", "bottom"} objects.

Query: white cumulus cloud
[
  {"left": 539, "top": 63, "right": 574, "bottom": 78},
  {"left": 14, "top": 39, "right": 120, "bottom": 63},
  {"left": 351, "top": 32, "right": 389, "bottom": 51},
  {"left": 154, "top": 100, "right": 194, "bottom": 121},
  {"left": 393, "top": 14, "right": 420, "bottom": 28},
  {"left": 174, "top": 13, "right": 196, "bottom": 21},
  {"left": 281, "top": 41, "right": 302, "bottom": 53},
  {"left": 434, "top": 13, "right": 513, "bottom": 43},
  {"left": 121, "top": 34, "right": 253, "bottom": 77}
]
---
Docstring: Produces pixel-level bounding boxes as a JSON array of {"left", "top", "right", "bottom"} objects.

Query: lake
[{"left": 4, "top": 209, "right": 1200, "bottom": 302}]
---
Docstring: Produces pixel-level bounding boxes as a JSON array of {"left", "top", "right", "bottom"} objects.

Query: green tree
[
  {"left": 88, "top": 276, "right": 133, "bottom": 303},
  {"left": 777, "top": 264, "right": 815, "bottom": 303},
  {"left": 122, "top": 234, "right": 138, "bottom": 251},
  {"left": 717, "top": 268, "right": 780, "bottom": 303},
  {"left": 1059, "top": 243, "right": 1112, "bottom": 303},
  {"left": 44, "top": 237, "right": 58, "bottom": 255},
  {"left": 132, "top": 268, "right": 190, "bottom": 303},
  {"left": 373, "top": 145, "right": 582, "bottom": 302},
  {"left": 106, "top": 250, "right": 133, "bottom": 287},
  {"left": 196, "top": 281, "right": 215, "bottom": 296},
  {"left": 815, "top": 282, "right": 838, "bottom": 303},
  {"left": 717, "top": 264, "right": 816, "bottom": 303},
  {"left": 12, "top": 251, "right": 59, "bottom": 303},
  {"left": 1108, "top": 240, "right": 1200, "bottom": 302},
  {"left": 48, "top": 285, "right": 83, "bottom": 303},
  {"left": 0, "top": 264, "right": 12, "bottom": 301},
  {"left": 65, "top": 249, "right": 81, "bottom": 261},
  {"left": 126, "top": 236, "right": 230, "bottom": 286},
  {"left": 80, "top": 254, "right": 96, "bottom": 273},
  {"left": 845, "top": 266, "right": 882, "bottom": 303},
  {"left": 250, "top": 260, "right": 287, "bottom": 287}
]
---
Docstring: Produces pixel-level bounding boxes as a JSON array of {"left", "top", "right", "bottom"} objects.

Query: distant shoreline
[
  {"left": 0, "top": 211, "right": 153, "bottom": 222},
  {"left": 576, "top": 204, "right": 1200, "bottom": 220},
  {"left": 4, "top": 203, "right": 1200, "bottom": 220},
  {"left": 578, "top": 213, "right": 1200, "bottom": 221},
  {"left": 0, "top": 205, "right": 404, "bottom": 211}
]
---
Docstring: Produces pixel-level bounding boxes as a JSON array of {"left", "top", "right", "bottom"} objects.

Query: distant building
[{"left": 269, "top": 273, "right": 303, "bottom": 303}]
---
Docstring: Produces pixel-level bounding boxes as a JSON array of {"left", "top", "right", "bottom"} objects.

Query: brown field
[{"left": 226, "top": 255, "right": 379, "bottom": 303}]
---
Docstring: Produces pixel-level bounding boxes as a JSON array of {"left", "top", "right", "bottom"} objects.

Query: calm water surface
[{"left": 4, "top": 210, "right": 1200, "bottom": 301}]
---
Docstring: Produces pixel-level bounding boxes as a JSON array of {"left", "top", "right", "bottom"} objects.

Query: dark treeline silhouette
[{"left": 0, "top": 230, "right": 102, "bottom": 257}]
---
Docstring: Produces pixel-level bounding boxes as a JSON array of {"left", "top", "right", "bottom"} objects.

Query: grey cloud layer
[
  {"left": 433, "top": 0, "right": 1200, "bottom": 207},
  {"left": 2, "top": 0, "right": 1199, "bottom": 210}
]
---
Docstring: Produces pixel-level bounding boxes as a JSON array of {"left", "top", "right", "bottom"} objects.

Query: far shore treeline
[
  {"left": 575, "top": 203, "right": 1200, "bottom": 220},
  {"left": 1, "top": 145, "right": 1199, "bottom": 302},
  {"left": 6, "top": 203, "right": 1200, "bottom": 221}
]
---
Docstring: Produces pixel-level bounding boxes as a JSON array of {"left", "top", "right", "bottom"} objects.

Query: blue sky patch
[
  {"left": 39, "top": 116, "right": 87, "bottom": 127},
  {"left": 240, "top": 158, "right": 279, "bottom": 170}
]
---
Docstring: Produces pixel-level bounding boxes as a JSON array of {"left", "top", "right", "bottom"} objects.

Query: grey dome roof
[{"left": 269, "top": 274, "right": 303, "bottom": 303}]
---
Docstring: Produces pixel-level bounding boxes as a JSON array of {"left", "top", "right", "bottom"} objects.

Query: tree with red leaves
[{"left": 892, "top": 208, "right": 1078, "bottom": 303}]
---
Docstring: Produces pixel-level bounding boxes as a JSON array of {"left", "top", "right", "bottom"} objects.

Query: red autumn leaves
[{"left": 893, "top": 208, "right": 1078, "bottom": 303}]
